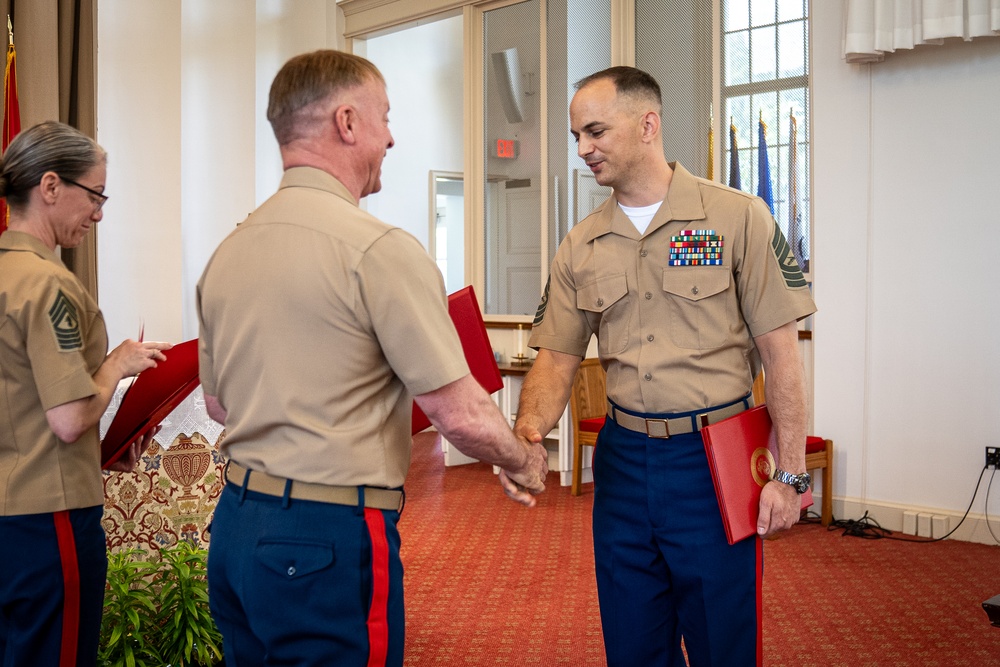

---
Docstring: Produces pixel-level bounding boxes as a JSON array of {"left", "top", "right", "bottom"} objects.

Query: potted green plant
[
  {"left": 153, "top": 541, "right": 223, "bottom": 666},
  {"left": 99, "top": 548, "right": 162, "bottom": 666},
  {"left": 99, "top": 542, "right": 223, "bottom": 667}
]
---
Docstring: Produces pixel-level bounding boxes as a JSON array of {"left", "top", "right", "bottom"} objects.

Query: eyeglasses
[{"left": 62, "top": 177, "right": 109, "bottom": 212}]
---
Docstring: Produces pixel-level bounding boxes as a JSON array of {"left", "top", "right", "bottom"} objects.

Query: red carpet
[
  {"left": 763, "top": 520, "right": 1000, "bottom": 666},
  {"left": 401, "top": 433, "right": 604, "bottom": 665},
  {"left": 400, "top": 433, "right": 1000, "bottom": 665}
]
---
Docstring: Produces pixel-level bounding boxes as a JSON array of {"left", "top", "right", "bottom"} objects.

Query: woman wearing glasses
[{"left": 0, "top": 121, "right": 171, "bottom": 666}]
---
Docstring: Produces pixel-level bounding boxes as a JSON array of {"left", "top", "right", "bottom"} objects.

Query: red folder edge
[
  {"left": 100, "top": 338, "right": 201, "bottom": 468},
  {"left": 411, "top": 286, "right": 503, "bottom": 434},
  {"left": 701, "top": 404, "right": 814, "bottom": 545}
]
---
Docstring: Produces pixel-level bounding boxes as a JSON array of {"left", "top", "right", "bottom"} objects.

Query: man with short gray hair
[{"left": 197, "top": 49, "right": 547, "bottom": 667}]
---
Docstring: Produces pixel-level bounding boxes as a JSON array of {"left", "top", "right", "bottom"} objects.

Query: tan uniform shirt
[
  {"left": 197, "top": 167, "right": 468, "bottom": 489},
  {"left": 530, "top": 163, "right": 817, "bottom": 413},
  {"left": 0, "top": 231, "right": 106, "bottom": 515}
]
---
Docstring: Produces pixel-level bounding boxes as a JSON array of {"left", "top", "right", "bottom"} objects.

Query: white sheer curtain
[{"left": 844, "top": 0, "right": 1000, "bottom": 63}]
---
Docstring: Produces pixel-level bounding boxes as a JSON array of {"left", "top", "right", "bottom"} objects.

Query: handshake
[{"left": 498, "top": 424, "right": 550, "bottom": 507}]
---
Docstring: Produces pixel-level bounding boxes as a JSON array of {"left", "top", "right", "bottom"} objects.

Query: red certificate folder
[
  {"left": 701, "top": 405, "right": 814, "bottom": 545},
  {"left": 100, "top": 338, "right": 201, "bottom": 468},
  {"left": 411, "top": 286, "right": 503, "bottom": 434}
]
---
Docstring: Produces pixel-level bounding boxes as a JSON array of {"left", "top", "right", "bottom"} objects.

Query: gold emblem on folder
[{"left": 750, "top": 447, "right": 775, "bottom": 487}]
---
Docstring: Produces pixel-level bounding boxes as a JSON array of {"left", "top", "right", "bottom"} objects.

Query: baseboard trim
[{"left": 826, "top": 496, "right": 1000, "bottom": 546}]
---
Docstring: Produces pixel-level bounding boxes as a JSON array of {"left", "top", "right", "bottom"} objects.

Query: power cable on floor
[{"left": 821, "top": 466, "right": 996, "bottom": 544}]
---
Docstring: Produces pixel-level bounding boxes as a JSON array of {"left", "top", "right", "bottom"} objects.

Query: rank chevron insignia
[
  {"left": 48, "top": 289, "right": 83, "bottom": 351},
  {"left": 771, "top": 224, "right": 807, "bottom": 288},
  {"left": 533, "top": 276, "right": 550, "bottom": 326}
]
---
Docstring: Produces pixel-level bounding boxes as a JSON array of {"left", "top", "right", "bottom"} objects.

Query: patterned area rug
[{"left": 401, "top": 432, "right": 1000, "bottom": 666}]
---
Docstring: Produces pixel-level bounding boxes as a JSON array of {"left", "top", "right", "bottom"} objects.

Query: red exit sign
[{"left": 495, "top": 139, "right": 519, "bottom": 159}]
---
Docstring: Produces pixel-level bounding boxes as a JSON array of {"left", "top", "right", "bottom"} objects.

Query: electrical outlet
[{"left": 987, "top": 447, "right": 1000, "bottom": 470}]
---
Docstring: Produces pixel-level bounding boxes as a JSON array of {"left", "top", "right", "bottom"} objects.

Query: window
[
  {"left": 480, "top": 0, "right": 611, "bottom": 316},
  {"left": 635, "top": 1, "right": 714, "bottom": 175},
  {"left": 723, "top": 0, "right": 810, "bottom": 272},
  {"left": 635, "top": 0, "right": 811, "bottom": 273}
]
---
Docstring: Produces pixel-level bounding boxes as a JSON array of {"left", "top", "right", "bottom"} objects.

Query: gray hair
[
  {"left": 0, "top": 121, "right": 107, "bottom": 209},
  {"left": 267, "top": 49, "right": 385, "bottom": 146}
]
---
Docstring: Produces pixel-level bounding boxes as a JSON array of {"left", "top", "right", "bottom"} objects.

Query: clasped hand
[{"left": 498, "top": 434, "right": 548, "bottom": 508}]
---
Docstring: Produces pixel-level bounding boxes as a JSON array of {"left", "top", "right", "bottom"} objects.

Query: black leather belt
[
  {"left": 225, "top": 462, "right": 404, "bottom": 511},
  {"left": 606, "top": 397, "right": 750, "bottom": 439}
]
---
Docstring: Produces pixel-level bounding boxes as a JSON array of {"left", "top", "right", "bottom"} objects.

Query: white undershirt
[{"left": 619, "top": 201, "right": 663, "bottom": 235}]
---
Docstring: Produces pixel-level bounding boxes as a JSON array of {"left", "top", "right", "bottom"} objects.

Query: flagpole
[
  {"left": 728, "top": 116, "right": 741, "bottom": 191},
  {"left": 707, "top": 102, "right": 714, "bottom": 181},
  {"left": 2, "top": 14, "right": 20, "bottom": 236},
  {"left": 787, "top": 107, "right": 804, "bottom": 271}
]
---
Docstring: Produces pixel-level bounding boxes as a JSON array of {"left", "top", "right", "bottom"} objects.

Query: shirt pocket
[
  {"left": 661, "top": 268, "right": 733, "bottom": 350},
  {"left": 578, "top": 273, "right": 629, "bottom": 356}
]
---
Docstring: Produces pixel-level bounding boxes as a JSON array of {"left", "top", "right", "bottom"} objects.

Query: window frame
[{"left": 720, "top": 0, "right": 811, "bottom": 274}]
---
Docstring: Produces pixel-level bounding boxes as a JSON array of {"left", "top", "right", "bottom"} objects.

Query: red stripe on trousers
[
  {"left": 53, "top": 511, "right": 81, "bottom": 667},
  {"left": 755, "top": 536, "right": 764, "bottom": 667},
  {"left": 364, "top": 508, "right": 390, "bottom": 667}
]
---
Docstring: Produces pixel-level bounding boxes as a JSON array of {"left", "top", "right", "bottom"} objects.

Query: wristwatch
[{"left": 772, "top": 469, "right": 811, "bottom": 494}]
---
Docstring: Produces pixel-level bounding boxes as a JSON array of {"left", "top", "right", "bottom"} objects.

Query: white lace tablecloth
[{"left": 99, "top": 381, "right": 224, "bottom": 449}]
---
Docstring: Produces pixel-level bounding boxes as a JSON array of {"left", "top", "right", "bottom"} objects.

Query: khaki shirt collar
[
  {"left": 582, "top": 162, "right": 707, "bottom": 243},
  {"left": 0, "top": 230, "right": 66, "bottom": 267},
  {"left": 280, "top": 166, "right": 357, "bottom": 207}
]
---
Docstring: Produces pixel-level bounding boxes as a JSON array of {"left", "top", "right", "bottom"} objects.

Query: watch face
[{"left": 795, "top": 473, "right": 811, "bottom": 493}]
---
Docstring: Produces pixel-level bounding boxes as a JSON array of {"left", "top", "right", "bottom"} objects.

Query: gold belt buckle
[{"left": 645, "top": 419, "right": 670, "bottom": 439}]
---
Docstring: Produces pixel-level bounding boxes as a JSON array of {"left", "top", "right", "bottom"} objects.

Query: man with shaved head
[{"left": 514, "top": 66, "right": 816, "bottom": 666}]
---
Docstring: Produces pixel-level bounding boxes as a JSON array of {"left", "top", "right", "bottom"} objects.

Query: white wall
[
  {"left": 96, "top": 0, "right": 341, "bottom": 345},
  {"left": 362, "top": 17, "right": 464, "bottom": 248},
  {"left": 96, "top": 1, "right": 184, "bottom": 345},
  {"left": 180, "top": 0, "right": 257, "bottom": 346},
  {"left": 812, "top": 1, "right": 1000, "bottom": 540}
]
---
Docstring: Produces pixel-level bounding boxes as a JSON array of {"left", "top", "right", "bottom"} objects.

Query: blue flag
[
  {"left": 757, "top": 117, "right": 774, "bottom": 213},
  {"left": 728, "top": 121, "right": 741, "bottom": 190}
]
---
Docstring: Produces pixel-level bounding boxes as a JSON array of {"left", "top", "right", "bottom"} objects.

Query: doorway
[{"left": 429, "top": 171, "right": 465, "bottom": 294}]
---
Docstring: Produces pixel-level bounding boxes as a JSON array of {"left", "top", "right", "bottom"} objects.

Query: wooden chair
[
  {"left": 752, "top": 372, "right": 834, "bottom": 527},
  {"left": 570, "top": 358, "right": 606, "bottom": 496}
]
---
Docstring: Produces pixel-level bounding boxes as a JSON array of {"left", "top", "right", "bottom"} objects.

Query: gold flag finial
[{"left": 7, "top": 15, "right": 12, "bottom": 45}]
